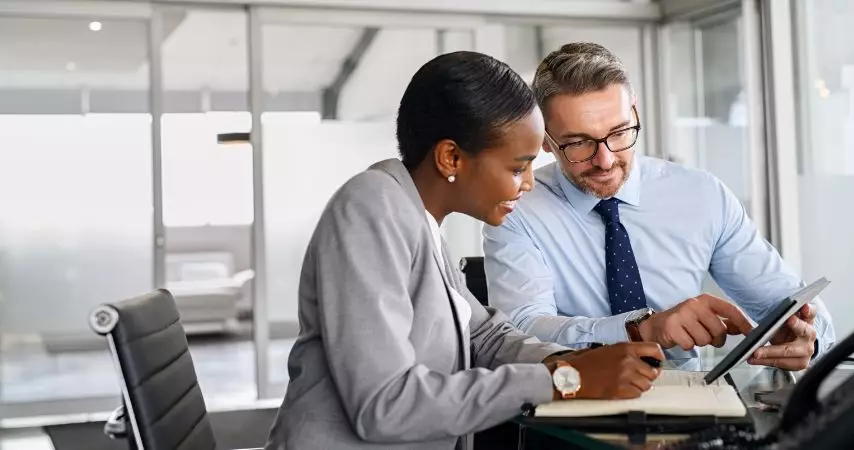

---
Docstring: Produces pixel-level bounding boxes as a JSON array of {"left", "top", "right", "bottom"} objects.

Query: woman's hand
[{"left": 548, "top": 342, "right": 664, "bottom": 400}]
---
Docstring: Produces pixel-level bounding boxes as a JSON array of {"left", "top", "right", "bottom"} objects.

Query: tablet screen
[{"left": 704, "top": 277, "right": 830, "bottom": 384}]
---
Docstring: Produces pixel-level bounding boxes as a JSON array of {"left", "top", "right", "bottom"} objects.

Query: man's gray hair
[{"left": 532, "top": 42, "right": 633, "bottom": 109}]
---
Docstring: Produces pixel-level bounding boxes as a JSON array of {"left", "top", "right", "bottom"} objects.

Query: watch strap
[
  {"left": 626, "top": 309, "right": 654, "bottom": 342},
  {"left": 627, "top": 321, "right": 644, "bottom": 342}
]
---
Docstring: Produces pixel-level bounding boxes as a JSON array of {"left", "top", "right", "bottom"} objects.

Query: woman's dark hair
[{"left": 397, "top": 51, "right": 537, "bottom": 170}]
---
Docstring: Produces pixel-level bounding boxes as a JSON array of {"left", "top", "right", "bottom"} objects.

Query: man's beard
[{"left": 565, "top": 159, "right": 631, "bottom": 199}]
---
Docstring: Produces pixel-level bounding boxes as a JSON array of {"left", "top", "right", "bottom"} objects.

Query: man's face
[{"left": 543, "top": 84, "right": 637, "bottom": 199}]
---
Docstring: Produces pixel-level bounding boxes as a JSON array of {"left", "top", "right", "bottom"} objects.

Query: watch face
[
  {"left": 628, "top": 307, "right": 655, "bottom": 324},
  {"left": 553, "top": 365, "right": 581, "bottom": 393}
]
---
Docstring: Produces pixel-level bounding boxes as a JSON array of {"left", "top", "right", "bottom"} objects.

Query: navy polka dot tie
[{"left": 593, "top": 198, "right": 648, "bottom": 315}]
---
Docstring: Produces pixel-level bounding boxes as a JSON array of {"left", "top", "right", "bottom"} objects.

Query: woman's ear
[{"left": 433, "top": 139, "right": 462, "bottom": 180}]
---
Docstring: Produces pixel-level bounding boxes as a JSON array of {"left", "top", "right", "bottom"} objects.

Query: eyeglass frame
[{"left": 544, "top": 105, "right": 642, "bottom": 163}]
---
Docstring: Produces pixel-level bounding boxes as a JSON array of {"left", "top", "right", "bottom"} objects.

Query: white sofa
[{"left": 165, "top": 251, "right": 254, "bottom": 334}]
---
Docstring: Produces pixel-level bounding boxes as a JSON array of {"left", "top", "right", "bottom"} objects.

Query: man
[{"left": 482, "top": 43, "right": 834, "bottom": 370}]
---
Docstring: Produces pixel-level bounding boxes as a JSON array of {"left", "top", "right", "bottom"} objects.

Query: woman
[{"left": 265, "top": 51, "right": 663, "bottom": 450}]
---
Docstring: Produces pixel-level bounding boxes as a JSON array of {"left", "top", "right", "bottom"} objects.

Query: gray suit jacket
[{"left": 265, "top": 159, "right": 568, "bottom": 450}]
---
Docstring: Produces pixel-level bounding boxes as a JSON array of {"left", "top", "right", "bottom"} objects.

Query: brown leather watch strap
[
  {"left": 626, "top": 309, "right": 654, "bottom": 342},
  {"left": 626, "top": 321, "right": 644, "bottom": 342}
]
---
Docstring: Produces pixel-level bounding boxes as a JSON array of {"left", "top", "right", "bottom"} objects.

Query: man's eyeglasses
[{"left": 545, "top": 105, "right": 641, "bottom": 163}]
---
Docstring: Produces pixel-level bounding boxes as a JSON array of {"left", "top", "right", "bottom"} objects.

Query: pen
[
  {"left": 591, "top": 343, "right": 661, "bottom": 368},
  {"left": 641, "top": 356, "right": 662, "bottom": 368}
]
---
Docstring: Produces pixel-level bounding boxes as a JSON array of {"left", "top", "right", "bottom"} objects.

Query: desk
[{"left": 515, "top": 357, "right": 796, "bottom": 450}]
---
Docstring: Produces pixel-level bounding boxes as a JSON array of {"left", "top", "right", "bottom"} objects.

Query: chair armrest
[
  {"left": 232, "top": 269, "right": 255, "bottom": 288},
  {"left": 104, "top": 405, "right": 128, "bottom": 439}
]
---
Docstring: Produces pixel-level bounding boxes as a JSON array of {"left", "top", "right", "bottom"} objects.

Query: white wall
[
  {"left": 662, "top": 17, "right": 753, "bottom": 213},
  {"left": 263, "top": 114, "right": 398, "bottom": 324},
  {"left": 0, "top": 115, "right": 153, "bottom": 335},
  {"left": 794, "top": 0, "right": 854, "bottom": 341},
  {"left": 798, "top": 175, "right": 854, "bottom": 339},
  {"left": 339, "top": 28, "right": 438, "bottom": 121}
]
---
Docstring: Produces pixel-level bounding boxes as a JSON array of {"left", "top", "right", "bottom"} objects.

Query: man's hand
[
  {"left": 748, "top": 303, "right": 817, "bottom": 370},
  {"left": 548, "top": 342, "right": 665, "bottom": 400},
  {"left": 638, "top": 294, "right": 754, "bottom": 350}
]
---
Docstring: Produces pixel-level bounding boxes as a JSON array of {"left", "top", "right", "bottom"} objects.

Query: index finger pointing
[
  {"left": 725, "top": 318, "right": 744, "bottom": 335},
  {"left": 703, "top": 297, "right": 754, "bottom": 335}
]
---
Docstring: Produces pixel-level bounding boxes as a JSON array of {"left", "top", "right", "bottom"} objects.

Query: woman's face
[{"left": 456, "top": 108, "right": 545, "bottom": 226}]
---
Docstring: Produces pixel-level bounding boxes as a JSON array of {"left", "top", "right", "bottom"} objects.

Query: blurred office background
[{"left": 0, "top": 0, "right": 851, "bottom": 434}]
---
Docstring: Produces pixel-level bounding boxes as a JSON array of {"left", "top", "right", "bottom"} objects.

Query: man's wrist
[
  {"left": 626, "top": 322, "right": 642, "bottom": 342},
  {"left": 625, "top": 308, "right": 655, "bottom": 342}
]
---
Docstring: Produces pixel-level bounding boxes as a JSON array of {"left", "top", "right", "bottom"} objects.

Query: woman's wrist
[
  {"left": 543, "top": 361, "right": 562, "bottom": 400},
  {"left": 541, "top": 349, "right": 573, "bottom": 364}
]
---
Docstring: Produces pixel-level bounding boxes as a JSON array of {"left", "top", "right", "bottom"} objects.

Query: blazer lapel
[
  {"left": 439, "top": 245, "right": 472, "bottom": 370},
  {"left": 370, "top": 159, "right": 471, "bottom": 371}
]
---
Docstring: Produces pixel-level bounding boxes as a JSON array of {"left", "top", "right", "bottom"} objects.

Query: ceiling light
[
  {"left": 65, "top": 61, "right": 77, "bottom": 71},
  {"left": 89, "top": 21, "right": 102, "bottom": 32}
]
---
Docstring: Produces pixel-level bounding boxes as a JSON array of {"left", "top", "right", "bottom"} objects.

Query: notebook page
[
  {"left": 654, "top": 370, "right": 727, "bottom": 387},
  {"left": 535, "top": 384, "right": 747, "bottom": 418}
]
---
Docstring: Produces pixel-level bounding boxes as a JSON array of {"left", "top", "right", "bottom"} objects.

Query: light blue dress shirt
[{"left": 483, "top": 155, "right": 835, "bottom": 358}]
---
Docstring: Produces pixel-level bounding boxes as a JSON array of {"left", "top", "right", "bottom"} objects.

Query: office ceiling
[{"left": 0, "top": 9, "right": 366, "bottom": 93}]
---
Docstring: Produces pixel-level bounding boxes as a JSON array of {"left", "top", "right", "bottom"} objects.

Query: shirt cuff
[
  {"left": 590, "top": 311, "right": 634, "bottom": 344},
  {"left": 811, "top": 314, "right": 835, "bottom": 360},
  {"left": 541, "top": 349, "right": 574, "bottom": 363}
]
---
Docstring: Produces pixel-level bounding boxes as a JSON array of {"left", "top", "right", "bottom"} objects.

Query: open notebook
[{"left": 534, "top": 370, "right": 747, "bottom": 418}]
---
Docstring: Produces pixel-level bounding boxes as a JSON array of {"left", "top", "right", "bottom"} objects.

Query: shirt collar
[
  {"left": 425, "top": 210, "right": 441, "bottom": 236},
  {"left": 424, "top": 210, "right": 443, "bottom": 256},
  {"left": 554, "top": 155, "right": 642, "bottom": 215}
]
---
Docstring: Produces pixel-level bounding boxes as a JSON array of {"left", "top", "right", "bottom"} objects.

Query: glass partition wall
[
  {"left": 0, "top": 8, "right": 154, "bottom": 420},
  {"left": 0, "top": 2, "right": 261, "bottom": 420},
  {"left": 1, "top": 0, "right": 665, "bottom": 421},
  {"left": 792, "top": 0, "right": 854, "bottom": 339},
  {"left": 659, "top": 5, "right": 764, "bottom": 228}
]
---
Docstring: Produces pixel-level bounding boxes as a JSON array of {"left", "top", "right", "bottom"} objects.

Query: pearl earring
[{"left": 447, "top": 174, "right": 456, "bottom": 183}]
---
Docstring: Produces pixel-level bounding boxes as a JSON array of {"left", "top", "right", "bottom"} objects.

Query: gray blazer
[{"left": 265, "top": 159, "right": 568, "bottom": 450}]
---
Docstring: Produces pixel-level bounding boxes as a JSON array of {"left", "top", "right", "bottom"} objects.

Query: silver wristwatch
[{"left": 625, "top": 307, "right": 656, "bottom": 342}]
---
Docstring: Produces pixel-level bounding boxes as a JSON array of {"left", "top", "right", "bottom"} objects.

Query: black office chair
[
  {"left": 460, "top": 257, "right": 526, "bottom": 450},
  {"left": 89, "top": 289, "right": 261, "bottom": 450},
  {"left": 460, "top": 256, "right": 489, "bottom": 307}
]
